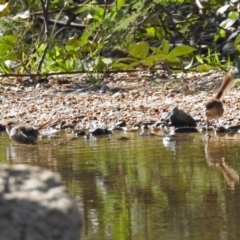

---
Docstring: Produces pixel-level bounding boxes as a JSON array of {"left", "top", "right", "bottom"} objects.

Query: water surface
[{"left": 0, "top": 130, "right": 240, "bottom": 240}]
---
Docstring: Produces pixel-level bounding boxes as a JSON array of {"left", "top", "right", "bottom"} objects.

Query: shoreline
[{"left": 0, "top": 70, "right": 239, "bottom": 130}]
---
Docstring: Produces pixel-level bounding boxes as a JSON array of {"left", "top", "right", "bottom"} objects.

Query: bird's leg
[
  {"left": 206, "top": 118, "right": 209, "bottom": 129},
  {"left": 205, "top": 118, "right": 212, "bottom": 139}
]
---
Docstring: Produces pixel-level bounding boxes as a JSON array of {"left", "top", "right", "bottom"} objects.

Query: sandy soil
[{"left": 1, "top": 70, "right": 240, "bottom": 130}]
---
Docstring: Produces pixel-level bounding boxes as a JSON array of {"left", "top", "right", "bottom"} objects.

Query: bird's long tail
[{"left": 215, "top": 72, "right": 235, "bottom": 99}]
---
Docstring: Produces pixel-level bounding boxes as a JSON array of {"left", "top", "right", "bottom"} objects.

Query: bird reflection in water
[
  {"left": 6, "top": 143, "right": 58, "bottom": 171},
  {"left": 205, "top": 134, "right": 239, "bottom": 190}
]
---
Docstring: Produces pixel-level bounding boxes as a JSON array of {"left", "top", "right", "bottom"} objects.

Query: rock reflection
[
  {"left": 162, "top": 133, "right": 193, "bottom": 157},
  {"left": 204, "top": 134, "right": 239, "bottom": 190}
]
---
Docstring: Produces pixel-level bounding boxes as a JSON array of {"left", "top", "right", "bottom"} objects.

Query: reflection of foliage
[
  {"left": 0, "top": 0, "right": 239, "bottom": 76},
  {"left": 53, "top": 134, "right": 233, "bottom": 240},
  {"left": 0, "top": 131, "right": 239, "bottom": 239}
]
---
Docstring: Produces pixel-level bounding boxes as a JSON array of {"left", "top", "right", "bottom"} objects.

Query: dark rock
[
  {"left": 109, "top": 87, "right": 121, "bottom": 93},
  {"left": 222, "top": 42, "right": 235, "bottom": 61},
  {"left": 215, "top": 126, "right": 229, "bottom": 134},
  {"left": 227, "top": 125, "right": 240, "bottom": 132},
  {"left": 132, "top": 123, "right": 141, "bottom": 128},
  {"left": 140, "top": 121, "right": 156, "bottom": 129},
  {"left": 0, "top": 164, "right": 82, "bottom": 240},
  {"left": 57, "top": 79, "right": 70, "bottom": 85},
  {"left": 101, "top": 48, "right": 129, "bottom": 58},
  {"left": 165, "top": 107, "right": 196, "bottom": 127},
  {"left": 90, "top": 128, "right": 112, "bottom": 136},
  {"left": 75, "top": 130, "right": 86, "bottom": 136},
  {"left": 37, "top": 78, "right": 49, "bottom": 84},
  {"left": 0, "top": 123, "right": 5, "bottom": 132},
  {"left": 154, "top": 122, "right": 165, "bottom": 128},
  {"left": 114, "top": 120, "right": 126, "bottom": 127},
  {"left": 100, "top": 84, "right": 110, "bottom": 93},
  {"left": 141, "top": 125, "right": 149, "bottom": 129},
  {"left": 111, "top": 107, "right": 121, "bottom": 112},
  {"left": 170, "top": 89, "right": 181, "bottom": 94},
  {"left": 160, "top": 73, "right": 168, "bottom": 79},
  {"left": 175, "top": 127, "right": 198, "bottom": 133}
]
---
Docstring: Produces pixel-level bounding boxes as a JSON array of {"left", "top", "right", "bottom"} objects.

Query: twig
[
  {"left": 195, "top": 0, "right": 204, "bottom": 14},
  {"left": 157, "top": 4, "right": 189, "bottom": 45},
  {"left": 37, "top": 0, "right": 50, "bottom": 73},
  {"left": 0, "top": 67, "right": 195, "bottom": 79}
]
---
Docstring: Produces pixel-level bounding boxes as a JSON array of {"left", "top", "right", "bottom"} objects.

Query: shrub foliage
[{"left": 0, "top": 0, "right": 239, "bottom": 75}]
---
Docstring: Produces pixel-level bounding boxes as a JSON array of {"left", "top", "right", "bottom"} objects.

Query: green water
[{"left": 1, "top": 130, "right": 240, "bottom": 240}]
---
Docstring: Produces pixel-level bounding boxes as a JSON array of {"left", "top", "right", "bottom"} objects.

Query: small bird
[
  {"left": 205, "top": 71, "right": 235, "bottom": 124},
  {"left": 5, "top": 120, "right": 52, "bottom": 144}
]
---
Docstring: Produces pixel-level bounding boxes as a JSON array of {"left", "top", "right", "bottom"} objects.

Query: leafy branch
[{"left": 0, "top": 0, "right": 239, "bottom": 79}]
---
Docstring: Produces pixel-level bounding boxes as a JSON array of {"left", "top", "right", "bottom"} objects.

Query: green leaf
[
  {"left": 92, "top": 7, "right": 105, "bottom": 21},
  {"left": 117, "top": 0, "right": 125, "bottom": 9},
  {"left": 234, "top": 35, "right": 240, "bottom": 48},
  {"left": 150, "top": 47, "right": 163, "bottom": 54},
  {"left": 128, "top": 42, "right": 149, "bottom": 59},
  {"left": 236, "top": 45, "right": 240, "bottom": 53},
  {"left": 0, "top": 61, "right": 10, "bottom": 73},
  {"left": 113, "top": 12, "right": 140, "bottom": 33},
  {"left": 79, "top": 31, "right": 92, "bottom": 46},
  {"left": 214, "top": 32, "right": 220, "bottom": 42},
  {"left": 168, "top": 45, "right": 196, "bottom": 58},
  {"left": 128, "top": 61, "right": 141, "bottom": 68},
  {"left": 168, "top": 61, "right": 182, "bottom": 68},
  {"left": 218, "top": 29, "right": 226, "bottom": 38},
  {"left": 37, "top": 43, "right": 47, "bottom": 53},
  {"left": 228, "top": 11, "right": 239, "bottom": 20},
  {"left": 141, "top": 54, "right": 168, "bottom": 66},
  {"left": 75, "top": 6, "right": 91, "bottom": 14},
  {"left": 146, "top": 27, "right": 156, "bottom": 38},
  {"left": 0, "top": 52, "right": 18, "bottom": 61},
  {"left": 213, "top": 51, "right": 220, "bottom": 65},
  {"left": 166, "top": 56, "right": 181, "bottom": 64},
  {"left": 65, "top": 45, "right": 76, "bottom": 52},
  {"left": 0, "top": 35, "right": 17, "bottom": 55},
  {"left": 195, "top": 54, "right": 204, "bottom": 64},
  {"left": 117, "top": 57, "right": 139, "bottom": 63},
  {"left": 112, "top": 62, "right": 129, "bottom": 70},
  {"left": 162, "top": 39, "right": 169, "bottom": 54},
  {"left": 197, "top": 65, "right": 215, "bottom": 72},
  {"left": 67, "top": 34, "right": 79, "bottom": 46}
]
